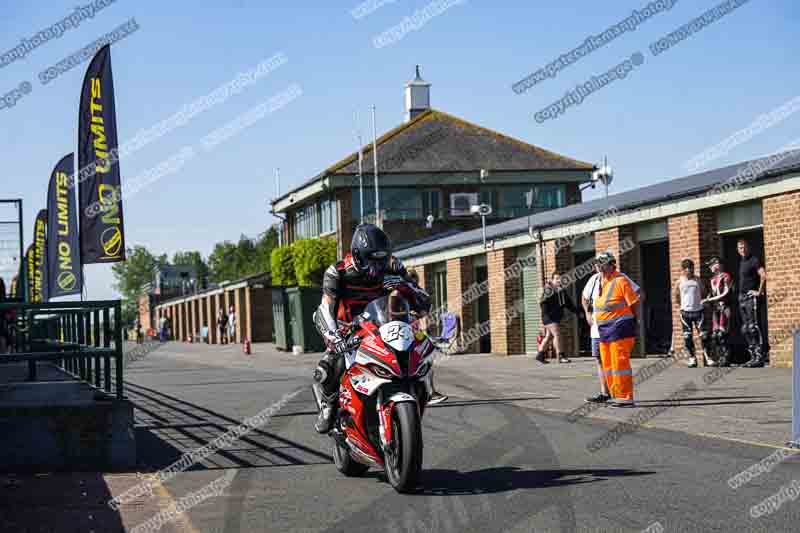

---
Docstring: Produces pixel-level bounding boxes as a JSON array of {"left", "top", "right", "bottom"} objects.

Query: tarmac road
[{"left": 123, "top": 342, "right": 800, "bottom": 533}]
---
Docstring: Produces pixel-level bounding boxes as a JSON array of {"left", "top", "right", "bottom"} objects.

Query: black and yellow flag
[
  {"left": 47, "top": 153, "right": 82, "bottom": 297},
  {"left": 78, "top": 44, "right": 125, "bottom": 264},
  {"left": 31, "top": 209, "right": 49, "bottom": 303}
]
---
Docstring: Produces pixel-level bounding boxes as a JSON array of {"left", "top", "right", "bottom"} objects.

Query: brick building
[
  {"left": 270, "top": 68, "right": 595, "bottom": 257},
  {"left": 150, "top": 273, "right": 274, "bottom": 344},
  {"left": 397, "top": 150, "right": 800, "bottom": 368}
]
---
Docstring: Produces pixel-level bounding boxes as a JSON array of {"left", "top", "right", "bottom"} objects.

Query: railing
[{"left": 0, "top": 300, "right": 124, "bottom": 399}]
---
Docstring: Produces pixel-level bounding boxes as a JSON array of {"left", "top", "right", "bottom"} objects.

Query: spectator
[
  {"left": 536, "top": 271, "right": 579, "bottom": 364},
  {"left": 134, "top": 318, "right": 143, "bottom": 344},
  {"left": 673, "top": 258, "right": 713, "bottom": 368},
  {"left": 158, "top": 314, "right": 168, "bottom": 342},
  {"left": 593, "top": 251, "right": 641, "bottom": 408},
  {"left": 227, "top": 305, "right": 237, "bottom": 344},
  {"left": 737, "top": 239, "right": 768, "bottom": 368},
  {"left": 583, "top": 260, "right": 642, "bottom": 404},
  {"left": 217, "top": 308, "right": 228, "bottom": 344}
]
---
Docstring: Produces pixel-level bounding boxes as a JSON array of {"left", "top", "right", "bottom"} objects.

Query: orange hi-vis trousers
[{"left": 599, "top": 337, "right": 635, "bottom": 403}]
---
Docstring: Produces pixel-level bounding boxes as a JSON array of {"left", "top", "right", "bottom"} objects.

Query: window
[
  {"left": 717, "top": 201, "right": 763, "bottom": 233},
  {"left": 320, "top": 198, "right": 337, "bottom": 234},
  {"left": 352, "top": 188, "right": 423, "bottom": 221},
  {"left": 422, "top": 190, "right": 441, "bottom": 218},
  {"left": 293, "top": 203, "right": 320, "bottom": 240},
  {"left": 535, "top": 184, "right": 566, "bottom": 209},
  {"left": 433, "top": 269, "right": 447, "bottom": 312}
]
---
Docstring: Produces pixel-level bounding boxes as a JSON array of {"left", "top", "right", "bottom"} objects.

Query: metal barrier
[{"left": 0, "top": 300, "right": 124, "bottom": 399}]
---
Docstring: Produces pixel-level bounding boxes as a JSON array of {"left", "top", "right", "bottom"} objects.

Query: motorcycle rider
[
  {"left": 313, "top": 224, "right": 437, "bottom": 434},
  {"left": 702, "top": 257, "right": 733, "bottom": 367}
]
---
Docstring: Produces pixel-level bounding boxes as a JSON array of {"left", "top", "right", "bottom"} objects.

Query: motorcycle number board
[{"left": 379, "top": 321, "right": 414, "bottom": 351}]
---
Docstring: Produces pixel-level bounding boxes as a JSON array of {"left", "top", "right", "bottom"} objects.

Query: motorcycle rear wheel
[
  {"left": 333, "top": 438, "right": 370, "bottom": 477},
  {"left": 385, "top": 402, "right": 423, "bottom": 493}
]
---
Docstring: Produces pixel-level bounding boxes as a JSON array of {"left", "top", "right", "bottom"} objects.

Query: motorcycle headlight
[
  {"left": 370, "top": 364, "right": 394, "bottom": 379},
  {"left": 415, "top": 360, "right": 431, "bottom": 378}
]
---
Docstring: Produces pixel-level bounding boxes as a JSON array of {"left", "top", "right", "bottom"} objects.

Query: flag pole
[
  {"left": 355, "top": 111, "right": 364, "bottom": 224},
  {"left": 371, "top": 105, "right": 380, "bottom": 228}
]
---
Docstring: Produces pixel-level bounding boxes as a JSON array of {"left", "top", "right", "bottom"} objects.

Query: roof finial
[{"left": 415, "top": 64, "right": 421, "bottom": 80}]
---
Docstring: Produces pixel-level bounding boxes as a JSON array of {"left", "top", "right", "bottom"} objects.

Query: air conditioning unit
[{"left": 450, "top": 193, "right": 479, "bottom": 216}]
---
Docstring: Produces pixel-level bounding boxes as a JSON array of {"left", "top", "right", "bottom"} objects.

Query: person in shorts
[{"left": 537, "top": 271, "right": 579, "bottom": 364}]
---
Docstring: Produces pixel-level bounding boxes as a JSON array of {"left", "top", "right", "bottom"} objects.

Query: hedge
[
  {"left": 270, "top": 236, "right": 337, "bottom": 287},
  {"left": 270, "top": 245, "right": 296, "bottom": 286}
]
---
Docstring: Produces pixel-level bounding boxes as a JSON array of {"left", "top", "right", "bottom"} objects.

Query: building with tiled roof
[{"left": 270, "top": 67, "right": 596, "bottom": 256}]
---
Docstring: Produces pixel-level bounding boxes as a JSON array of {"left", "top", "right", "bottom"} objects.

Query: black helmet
[
  {"left": 351, "top": 224, "right": 392, "bottom": 277},
  {"left": 707, "top": 256, "right": 722, "bottom": 268}
]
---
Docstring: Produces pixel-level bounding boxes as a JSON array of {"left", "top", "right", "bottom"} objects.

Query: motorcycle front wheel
[
  {"left": 333, "top": 437, "right": 370, "bottom": 477},
  {"left": 385, "top": 402, "right": 423, "bottom": 493}
]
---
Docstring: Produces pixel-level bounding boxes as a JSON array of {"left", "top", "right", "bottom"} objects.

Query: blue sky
[{"left": 1, "top": 0, "right": 796, "bottom": 299}]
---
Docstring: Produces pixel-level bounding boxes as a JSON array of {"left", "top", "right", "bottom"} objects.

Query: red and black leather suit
[{"left": 313, "top": 253, "right": 428, "bottom": 396}]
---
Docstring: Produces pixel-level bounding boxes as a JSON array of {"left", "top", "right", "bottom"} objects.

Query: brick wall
[
  {"left": 446, "top": 256, "right": 477, "bottom": 352},
  {"left": 667, "top": 211, "right": 721, "bottom": 363},
  {"left": 566, "top": 182, "right": 581, "bottom": 205},
  {"left": 413, "top": 264, "right": 427, "bottom": 291},
  {"left": 487, "top": 248, "right": 523, "bottom": 355},
  {"left": 764, "top": 193, "right": 800, "bottom": 367}
]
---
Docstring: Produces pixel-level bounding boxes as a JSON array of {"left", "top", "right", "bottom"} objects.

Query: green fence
[{"left": 0, "top": 300, "right": 125, "bottom": 399}]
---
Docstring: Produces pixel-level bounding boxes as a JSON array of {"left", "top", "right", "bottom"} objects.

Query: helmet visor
[{"left": 367, "top": 251, "right": 389, "bottom": 275}]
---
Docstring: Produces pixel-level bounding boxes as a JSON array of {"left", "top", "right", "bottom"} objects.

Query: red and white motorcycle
[{"left": 312, "top": 293, "right": 436, "bottom": 493}]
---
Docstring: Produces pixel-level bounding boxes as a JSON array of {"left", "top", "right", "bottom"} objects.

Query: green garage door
[{"left": 518, "top": 245, "right": 541, "bottom": 354}]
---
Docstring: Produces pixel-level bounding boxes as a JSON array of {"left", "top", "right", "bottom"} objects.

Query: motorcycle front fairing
[{"left": 338, "top": 298, "right": 434, "bottom": 466}]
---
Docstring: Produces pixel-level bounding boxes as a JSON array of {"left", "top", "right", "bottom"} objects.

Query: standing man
[
  {"left": 592, "top": 252, "right": 641, "bottom": 408},
  {"left": 583, "top": 258, "right": 643, "bottom": 403},
  {"left": 673, "top": 259, "right": 713, "bottom": 368},
  {"left": 217, "top": 308, "right": 228, "bottom": 344},
  {"left": 702, "top": 257, "right": 733, "bottom": 367},
  {"left": 737, "top": 239, "right": 768, "bottom": 368}
]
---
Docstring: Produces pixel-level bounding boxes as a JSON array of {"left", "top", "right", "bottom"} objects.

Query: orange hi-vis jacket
[{"left": 593, "top": 271, "right": 640, "bottom": 342}]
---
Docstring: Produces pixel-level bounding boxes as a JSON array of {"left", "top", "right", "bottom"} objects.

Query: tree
[
  {"left": 172, "top": 250, "right": 209, "bottom": 289},
  {"left": 270, "top": 245, "right": 296, "bottom": 285},
  {"left": 255, "top": 226, "right": 279, "bottom": 274},
  {"left": 111, "top": 246, "right": 167, "bottom": 325},
  {"left": 208, "top": 228, "right": 279, "bottom": 283},
  {"left": 208, "top": 241, "right": 239, "bottom": 283}
]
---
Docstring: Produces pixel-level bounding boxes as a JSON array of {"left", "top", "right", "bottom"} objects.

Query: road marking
[{"left": 153, "top": 478, "right": 202, "bottom": 533}]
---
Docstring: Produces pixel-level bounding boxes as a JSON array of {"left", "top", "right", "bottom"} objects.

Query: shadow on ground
[{"left": 126, "top": 381, "right": 331, "bottom": 473}]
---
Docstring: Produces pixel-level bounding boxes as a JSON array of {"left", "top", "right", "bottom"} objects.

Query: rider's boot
[
  {"left": 313, "top": 351, "right": 342, "bottom": 434},
  {"left": 314, "top": 391, "right": 338, "bottom": 434}
]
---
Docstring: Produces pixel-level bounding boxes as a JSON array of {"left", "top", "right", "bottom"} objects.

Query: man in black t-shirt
[{"left": 737, "top": 239, "right": 767, "bottom": 367}]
